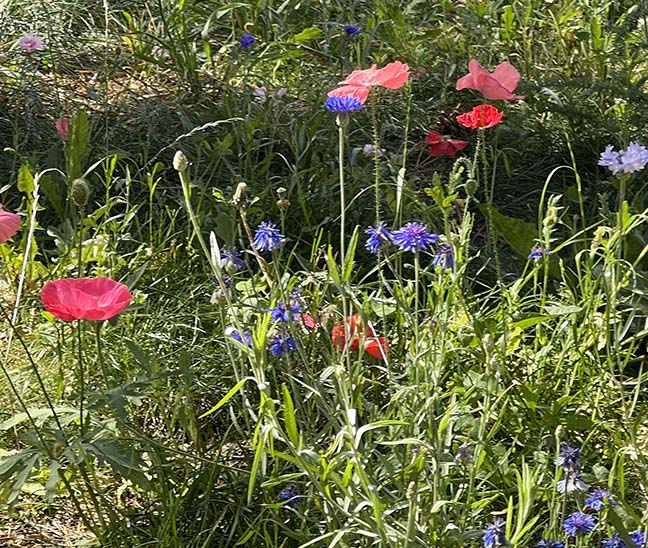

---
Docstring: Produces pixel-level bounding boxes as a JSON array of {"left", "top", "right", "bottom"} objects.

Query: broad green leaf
[{"left": 292, "top": 27, "right": 321, "bottom": 42}]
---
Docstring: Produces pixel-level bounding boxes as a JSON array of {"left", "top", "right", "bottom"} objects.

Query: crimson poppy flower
[
  {"left": 41, "top": 277, "right": 133, "bottom": 322},
  {"left": 0, "top": 206, "right": 20, "bottom": 243},
  {"left": 331, "top": 313, "right": 388, "bottom": 360},
  {"left": 425, "top": 131, "right": 469, "bottom": 157},
  {"left": 456, "top": 104, "right": 503, "bottom": 129},
  {"left": 456, "top": 59, "right": 524, "bottom": 101}
]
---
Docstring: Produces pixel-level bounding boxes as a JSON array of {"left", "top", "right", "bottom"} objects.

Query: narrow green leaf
[
  {"left": 281, "top": 384, "right": 299, "bottom": 446},
  {"left": 199, "top": 378, "right": 250, "bottom": 418}
]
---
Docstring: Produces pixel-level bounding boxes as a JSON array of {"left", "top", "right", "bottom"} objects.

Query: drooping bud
[
  {"left": 231, "top": 182, "right": 248, "bottom": 208},
  {"left": 70, "top": 178, "right": 91, "bottom": 207},
  {"left": 173, "top": 150, "right": 188, "bottom": 172},
  {"left": 276, "top": 187, "right": 289, "bottom": 209}
]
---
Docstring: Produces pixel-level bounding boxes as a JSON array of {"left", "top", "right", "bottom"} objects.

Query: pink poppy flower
[
  {"left": 55, "top": 117, "right": 70, "bottom": 141},
  {"left": 371, "top": 61, "right": 410, "bottom": 89},
  {"left": 328, "top": 85, "right": 370, "bottom": 104},
  {"left": 0, "top": 207, "right": 20, "bottom": 243},
  {"left": 18, "top": 34, "right": 46, "bottom": 53},
  {"left": 41, "top": 277, "right": 133, "bottom": 322},
  {"left": 425, "top": 131, "right": 469, "bottom": 157},
  {"left": 456, "top": 104, "right": 503, "bottom": 129},
  {"left": 338, "top": 64, "right": 381, "bottom": 87},
  {"left": 456, "top": 59, "right": 524, "bottom": 101}
]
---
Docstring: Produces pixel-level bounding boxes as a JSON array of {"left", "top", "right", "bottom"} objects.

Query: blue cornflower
[
  {"left": 556, "top": 443, "right": 581, "bottom": 470},
  {"left": 253, "top": 221, "right": 285, "bottom": 252},
  {"left": 620, "top": 142, "right": 648, "bottom": 174},
  {"left": 227, "top": 328, "right": 252, "bottom": 348},
  {"left": 557, "top": 470, "right": 589, "bottom": 494},
  {"left": 210, "top": 276, "right": 235, "bottom": 304},
  {"left": 220, "top": 247, "right": 245, "bottom": 272},
  {"left": 528, "top": 247, "right": 552, "bottom": 261},
  {"left": 537, "top": 541, "right": 564, "bottom": 548},
  {"left": 278, "top": 485, "right": 301, "bottom": 507},
  {"left": 392, "top": 222, "right": 439, "bottom": 252},
  {"left": 364, "top": 221, "right": 393, "bottom": 254},
  {"left": 211, "top": 275, "right": 233, "bottom": 288},
  {"left": 269, "top": 301, "right": 302, "bottom": 322},
  {"left": 268, "top": 335, "right": 297, "bottom": 357},
  {"left": 631, "top": 531, "right": 647, "bottom": 547},
  {"left": 483, "top": 518, "right": 507, "bottom": 548},
  {"left": 324, "top": 96, "right": 362, "bottom": 112},
  {"left": 344, "top": 24, "right": 361, "bottom": 36},
  {"left": 239, "top": 32, "right": 255, "bottom": 48},
  {"left": 432, "top": 243, "right": 454, "bottom": 269},
  {"left": 563, "top": 512, "right": 595, "bottom": 537},
  {"left": 585, "top": 488, "right": 615, "bottom": 511}
]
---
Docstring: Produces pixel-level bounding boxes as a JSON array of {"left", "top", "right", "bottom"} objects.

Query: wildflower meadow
[{"left": 2, "top": 0, "right": 648, "bottom": 546}]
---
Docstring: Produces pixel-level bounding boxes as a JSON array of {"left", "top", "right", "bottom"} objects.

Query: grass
[{"left": 1, "top": 0, "right": 648, "bottom": 546}]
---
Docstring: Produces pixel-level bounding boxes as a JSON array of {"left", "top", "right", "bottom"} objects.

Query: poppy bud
[
  {"left": 277, "top": 198, "right": 290, "bottom": 210},
  {"left": 70, "top": 178, "right": 91, "bottom": 208},
  {"left": 231, "top": 182, "right": 248, "bottom": 208},
  {"left": 173, "top": 150, "right": 188, "bottom": 172}
]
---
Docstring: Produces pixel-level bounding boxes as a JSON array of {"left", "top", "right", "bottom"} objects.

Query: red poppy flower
[
  {"left": 0, "top": 206, "right": 20, "bottom": 243},
  {"left": 456, "top": 59, "right": 524, "bottom": 101},
  {"left": 41, "top": 277, "right": 133, "bottom": 322},
  {"left": 331, "top": 313, "right": 388, "bottom": 360},
  {"left": 456, "top": 104, "right": 503, "bottom": 129},
  {"left": 425, "top": 131, "right": 469, "bottom": 157}
]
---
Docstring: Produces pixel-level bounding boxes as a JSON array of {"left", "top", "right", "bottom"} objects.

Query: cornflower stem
[
  {"left": 414, "top": 252, "right": 421, "bottom": 384},
  {"left": 337, "top": 116, "right": 347, "bottom": 269},
  {"left": 617, "top": 174, "right": 628, "bottom": 260},
  {"left": 370, "top": 93, "right": 381, "bottom": 225}
]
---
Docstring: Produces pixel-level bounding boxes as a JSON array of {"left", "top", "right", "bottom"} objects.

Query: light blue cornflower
[
  {"left": 432, "top": 243, "right": 454, "bottom": 269},
  {"left": 585, "top": 488, "right": 616, "bottom": 511}
]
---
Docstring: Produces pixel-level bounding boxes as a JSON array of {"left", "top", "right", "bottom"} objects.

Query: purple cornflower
[
  {"left": 18, "top": 34, "right": 45, "bottom": 52},
  {"left": 324, "top": 96, "right": 362, "bottom": 112},
  {"left": 344, "top": 24, "right": 362, "bottom": 36},
  {"left": 210, "top": 276, "right": 235, "bottom": 304},
  {"left": 268, "top": 335, "right": 297, "bottom": 357},
  {"left": 528, "top": 247, "right": 551, "bottom": 261},
  {"left": 455, "top": 443, "right": 472, "bottom": 465},
  {"left": 483, "top": 518, "right": 507, "bottom": 548},
  {"left": 227, "top": 328, "right": 252, "bottom": 348},
  {"left": 585, "top": 488, "right": 615, "bottom": 511},
  {"left": 537, "top": 541, "right": 564, "bottom": 548},
  {"left": 557, "top": 470, "right": 589, "bottom": 494},
  {"left": 278, "top": 485, "right": 301, "bottom": 507},
  {"left": 269, "top": 301, "right": 302, "bottom": 322},
  {"left": 253, "top": 222, "right": 285, "bottom": 252},
  {"left": 364, "top": 222, "right": 393, "bottom": 254},
  {"left": 620, "top": 142, "right": 648, "bottom": 173},
  {"left": 556, "top": 443, "right": 581, "bottom": 470},
  {"left": 432, "top": 243, "right": 454, "bottom": 269},
  {"left": 563, "top": 512, "right": 596, "bottom": 537},
  {"left": 392, "top": 222, "right": 439, "bottom": 252},
  {"left": 220, "top": 247, "right": 244, "bottom": 272},
  {"left": 239, "top": 32, "right": 255, "bottom": 48}
]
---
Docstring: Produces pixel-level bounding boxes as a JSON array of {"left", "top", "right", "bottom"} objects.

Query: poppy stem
[
  {"left": 77, "top": 319, "right": 86, "bottom": 436},
  {"left": 94, "top": 321, "right": 109, "bottom": 386}
]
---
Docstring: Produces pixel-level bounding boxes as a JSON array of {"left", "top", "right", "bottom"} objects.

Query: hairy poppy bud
[
  {"left": 173, "top": 150, "right": 188, "bottom": 172},
  {"left": 70, "top": 178, "right": 91, "bottom": 208}
]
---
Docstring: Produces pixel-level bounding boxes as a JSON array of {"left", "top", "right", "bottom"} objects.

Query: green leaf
[
  {"left": 199, "top": 378, "right": 251, "bottom": 418},
  {"left": 479, "top": 204, "right": 536, "bottom": 258},
  {"left": 17, "top": 164, "right": 34, "bottom": 194},
  {"left": 281, "top": 384, "right": 299, "bottom": 446},
  {"left": 292, "top": 27, "right": 321, "bottom": 42}
]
